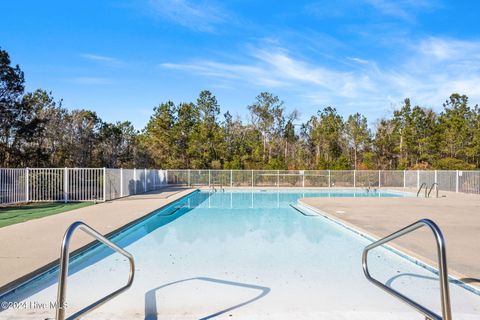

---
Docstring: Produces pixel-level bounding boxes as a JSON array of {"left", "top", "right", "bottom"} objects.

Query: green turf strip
[{"left": 0, "top": 202, "right": 93, "bottom": 228}]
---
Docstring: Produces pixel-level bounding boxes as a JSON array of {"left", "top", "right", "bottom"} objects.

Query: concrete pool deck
[
  {"left": 0, "top": 187, "right": 196, "bottom": 293},
  {"left": 299, "top": 189, "right": 480, "bottom": 288}
]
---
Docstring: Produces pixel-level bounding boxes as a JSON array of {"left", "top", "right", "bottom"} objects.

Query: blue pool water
[{"left": 1, "top": 190, "right": 479, "bottom": 319}]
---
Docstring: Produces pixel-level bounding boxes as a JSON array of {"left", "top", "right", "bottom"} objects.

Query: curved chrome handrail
[
  {"left": 428, "top": 183, "right": 439, "bottom": 198},
  {"left": 417, "top": 182, "right": 427, "bottom": 197},
  {"left": 362, "top": 219, "right": 452, "bottom": 320},
  {"left": 56, "top": 221, "right": 135, "bottom": 320}
]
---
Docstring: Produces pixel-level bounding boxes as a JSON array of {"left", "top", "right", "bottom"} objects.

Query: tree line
[{"left": 1, "top": 47, "right": 479, "bottom": 170}]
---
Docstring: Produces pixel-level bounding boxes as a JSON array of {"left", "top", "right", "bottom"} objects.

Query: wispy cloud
[
  {"left": 365, "top": 0, "right": 438, "bottom": 20},
  {"left": 306, "top": 0, "right": 439, "bottom": 21},
  {"left": 147, "top": 0, "right": 228, "bottom": 32},
  {"left": 417, "top": 37, "right": 480, "bottom": 62},
  {"left": 80, "top": 53, "right": 124, "bottom": 67},
  {"left": 347, "top": 57, "right": 371, "bottom": 65},
  {"left": 392, "top": 37, "right": 480, "bottom": 102},
  {"left": 159, "top": 37, "right": 480, "bottom": 116},
  {"left": 161, "top": 45, "right": 377, "bottom": 97}
]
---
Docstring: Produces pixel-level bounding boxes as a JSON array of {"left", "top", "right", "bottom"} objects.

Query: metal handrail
[
  {"left": 417, "top": 182, "right": 427, "bottom": 197},
  {"left": 210, "top": 182, "right": 226, "bottom": 192},
  {"left": 362, "top": 219, "right": 452, "bottom": 320},
  {"left": 56, "top": 221, "right": 135, "bottom": 320},
  {"left": 428, "top": 183, "right": 439, "bottom": 198}
]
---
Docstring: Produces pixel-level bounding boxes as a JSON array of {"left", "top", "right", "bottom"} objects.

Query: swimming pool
[{"left": 1, "top": 190, "right": 479, "bottom": 319}]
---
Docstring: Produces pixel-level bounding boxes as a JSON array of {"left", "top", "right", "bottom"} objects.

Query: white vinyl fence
[
  {"left": 2, "top": 169, "right": 480, "bottom": 205},
  {"left": 166, "top": 169, "right": 480, "bottom": 194},
  {"left": 0, "top": 168, "right": 167, "bottom": 205}
]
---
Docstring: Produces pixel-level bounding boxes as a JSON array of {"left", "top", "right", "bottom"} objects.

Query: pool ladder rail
[
  {"left": 428, "top": 183, "right": 439, "bottom": 198},
  {"left": 55, "top": 221, "right": 135, "bottom": 320},
  {"left": 210, "top": 184, "right": 225, "bottom": 192},
  {"left": 362, "top": 219, "right": 452, "bottom": 320},
  {"left": 417, "top": 183, "right": 439, "bottom": 198}
]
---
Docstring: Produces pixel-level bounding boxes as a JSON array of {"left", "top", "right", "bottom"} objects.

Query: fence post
[
  {"left": 251, "top": 170, "right": 254, "bottom": 188},
  {"left": 378, "top": 170, "right": 381, "bottom": 188},
  {"left": 456, "top": 170, "right": 459, "bottom": 193},
  {"left": 64, "top": 167, "right": 68, "bottom": 203},
  {"left": 144, "top": 168, "right": 147, "bottom": 192},
  {"left": 120, "top": 168, "right": 124, "bottom": 197},
  {"left": 328, "top": 170, "right": 331, "bottom": 187},
  {"left": 403, "top": 170, "right": 406, "bottom": 188},
  {"left": 277, "top": 170, "right": 280, "bottom": 187},
  {"left": 353, "top": 170, "right": 356, "bottom": 188},
  {"left": 25, "top": 167, "right": 29, "bottom": 202},
  {"left": 434, "top": 170, "right": 438, "bottom": 184},
  {"left": 302, "top": 171, "right": 305, "bottom": 188},
  {"left": 417, "top": 170, "right": 420, "bottom": 189},
  {"left": 208, "top": 169, "right": 211, "bottom": 187},
  {"left": 154, "top": 169, "right": 157, "bottom": 190},
  {"left": 103, "top": 167, "right": 106, "bottom": 202},
  {"left": 187, "top": 169, "right": 191, "bottom": 186},
  {"left": 165, "top": 170, "right": 168, "bottom": 185},
  {"left": 133, "top": 168, "right": 137, "bottom": 194},
  {"left": 230, "top": 169, "right": 233, "bottom": 187}
]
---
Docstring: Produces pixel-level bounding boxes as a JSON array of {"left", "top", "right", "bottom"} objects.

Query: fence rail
[
  {"left": 0, "top": 168, "right": 167, "bottom": 205},
  {"left": 166, "top": 169, "right": 480, "bottom": 195},
  {"left": 1, "top": 168, "right": 479, "bottom": 205}
]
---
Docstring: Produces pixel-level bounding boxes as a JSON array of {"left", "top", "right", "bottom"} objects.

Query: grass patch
[{"left": 0, "top": 202, "right": 93, "bottom": 228}]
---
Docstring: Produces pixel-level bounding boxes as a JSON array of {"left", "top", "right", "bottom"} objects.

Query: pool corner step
[{"left": 289, "top": 203, "right": 320, "bottom": 216}]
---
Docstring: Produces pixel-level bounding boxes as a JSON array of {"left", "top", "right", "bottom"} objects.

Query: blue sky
[{"left": 1, "top": 0, "right": 479, "bottom": 129}]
